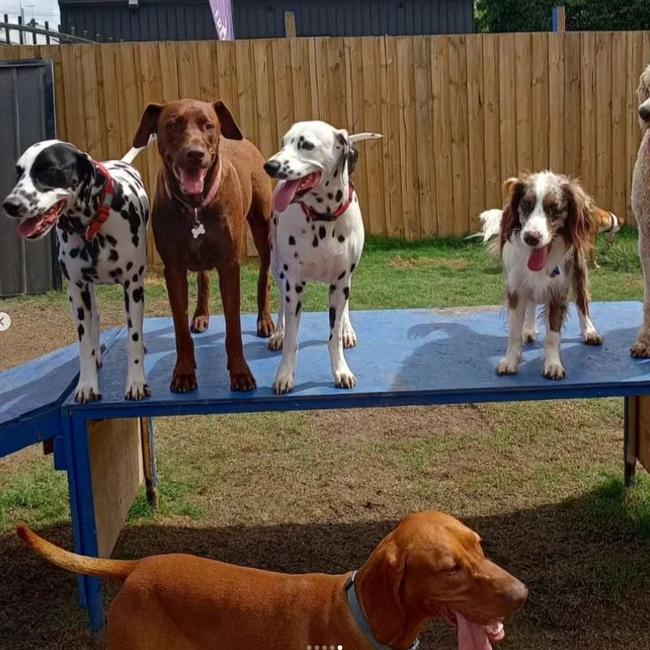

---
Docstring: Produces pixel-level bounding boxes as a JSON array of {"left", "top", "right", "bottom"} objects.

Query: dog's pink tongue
[
  {"left": 273, "top": 179, "right": 301, "bottom": 213},
  {"left": 527, "top": 245, "right": 550, "bottom": 272},
  {"left": 457, "top": 614, "right": 492, "bottom": 650},
  {"left": 179, "top": 168, "right": 206, "bottom": 195}
]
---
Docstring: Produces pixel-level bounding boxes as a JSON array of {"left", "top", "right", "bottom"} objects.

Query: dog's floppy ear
[
  {"left": 74, "top": 152, "right": 96, "bottom": 186},
  {"left": 214, "top": 101, "right": 244, "bottom": 140},
  {"left": 133, "top": 104, "right": 163, "bottom": 148},
  {"left": 563, "top": 179, "right": 594, "bottom": 256},
  {"left": 500, "top": 177, "right": 526, "bottom": 250},
  {"left": 347, "top": 146, "right": 360, "bottom": 175},
  {"left": 358, "top": 534, "right": 407, "bottom": 645}
]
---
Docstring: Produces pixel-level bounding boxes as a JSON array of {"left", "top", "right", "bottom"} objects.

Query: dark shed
[
  {"left": 59, "top": 0, "right": 474, "bottom": 42},
  {"left": 234, "top": 0, "right": 474, "bottom": 39}
]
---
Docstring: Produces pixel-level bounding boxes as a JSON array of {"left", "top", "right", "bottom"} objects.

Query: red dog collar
[
  {"left": 85, "top": 162, "right": 115, "bottom": 241},
  {"left": 299, "top": 181, "right": 355, "bottom": 222}
]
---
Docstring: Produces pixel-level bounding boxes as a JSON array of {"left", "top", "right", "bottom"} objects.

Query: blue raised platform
[{"left": 63, "top": 301, "right": 649, "bottom": 418}]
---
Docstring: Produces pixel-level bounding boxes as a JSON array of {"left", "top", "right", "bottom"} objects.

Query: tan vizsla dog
[{"left": 18, "top": 512, "right": 527, "bottom": 650}]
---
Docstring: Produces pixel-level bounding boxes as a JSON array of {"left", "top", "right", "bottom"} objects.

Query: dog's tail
[
  {"left": 465, "top": 208, "right": 503, "bottom": 241},
  {"left": 17, "top": 525, "right": 138, "bottom": 582},
  {"left": 121, "top": 133, "right": 157, "bottom": 166}
]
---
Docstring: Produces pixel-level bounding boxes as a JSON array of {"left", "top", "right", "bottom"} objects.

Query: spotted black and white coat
[
  {"left": 263, "top": 121, "right": 381, "bottom": 394},
  {"left": 2, "top": 140, "right": 151, "bottom": 402}
]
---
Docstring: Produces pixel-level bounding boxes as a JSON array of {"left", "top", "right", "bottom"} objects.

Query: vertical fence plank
[
  {"left": 548, "top": 33, "right": 565, "bottom": 173},
  {"left": 595, "top": 32, "right": 612, "bottom": 208},
  {"left": 564, "top": 32, "right": 581, "bottom": 179},
  {"left": 397, "top": 36, "right": 419, "bottom": 239},
  {"left": 581, "top": 33, "right": 597, "bottom": 196},
  {"left": 466, "top": 34, "right": 485, "bottom": 230},
  {"left": 414, "top": 37, "right": 436, "bottom": 237},
  {"left": 482, "top": 34, "right": 501, "bottom": 208},
  {"left": 531, "top": 32, "right": 549, "bottom": 172},
  {"left": 431, "top": 36, "right": 454, "bottom": 236},
  {"left": 448, "top": 35, "right": 469, "bottom": 236},
  {"left": 611, "top": 33, "right": 628, "bottom": 221},
  {"left": 514, "top": 33, "right": 533, "bottom": 174},
  {"left": 381, "top": 37, "right": 404, "bottom": 238},
  {"left": 499, "top": 34, "right": 517, "bottom": 180},
  {"left": 361, "top": 37, "right": 387, "bottom": 236}
]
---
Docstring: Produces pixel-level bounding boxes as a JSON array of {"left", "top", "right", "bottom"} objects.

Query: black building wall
[
  {"left": 234, "top": 0, "right": 474, "bottom": 39},
  {"left": 59, "top": 0, "right": 474, "bottom": 42},
  {"left": 60, "top": 0, "right": 218, "bottom": 41}
]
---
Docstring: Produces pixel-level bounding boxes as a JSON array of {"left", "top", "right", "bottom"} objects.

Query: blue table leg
[{"left": 64, "top": 411, "right": 106, "bottom": 635}]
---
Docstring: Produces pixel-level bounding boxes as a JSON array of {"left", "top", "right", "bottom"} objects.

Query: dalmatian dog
[
  {"left": 263, "top": 121, "right": 381, "bottom": 394},
  {"left": 2, "top": 139, "right": 152, "bottom": 402}
]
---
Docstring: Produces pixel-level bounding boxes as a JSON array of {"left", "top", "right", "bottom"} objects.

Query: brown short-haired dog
[
  {"left": 133, "top": 99, "right": 274, "bottom": 393},
  {"left": 18, "top": 512, "right": 527, "bottom": 650}
]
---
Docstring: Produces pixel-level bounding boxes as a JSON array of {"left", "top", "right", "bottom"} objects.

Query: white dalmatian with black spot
[
  {"left": 263, "top": 121, "right": 382, "bottom": 394},
  {"left": 2, "top": 139, "right": 152, "bottom": 402}
]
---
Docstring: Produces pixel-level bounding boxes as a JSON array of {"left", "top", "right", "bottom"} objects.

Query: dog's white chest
[{"left": 272, "top": 204, "right": 364, "bottom": 283}]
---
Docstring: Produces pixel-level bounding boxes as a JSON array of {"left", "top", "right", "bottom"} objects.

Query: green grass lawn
[
  {"left": 1, "top": 228, "right": 650, "bottom": 649},
  {"left": 4, "top": 227, "right": 643, "bottom": 317}
]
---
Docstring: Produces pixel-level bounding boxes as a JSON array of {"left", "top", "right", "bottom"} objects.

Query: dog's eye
[
  {"left": 301, "top": 140, "right": 315, "bottom": 151},
  {"left": 204, "top": 122, "right": 215, "bottom": 132}
]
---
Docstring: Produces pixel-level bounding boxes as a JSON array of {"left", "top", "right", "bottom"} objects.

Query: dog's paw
[
  {"left": 170, "top": 367, "right": 198, "bottom": 393},
  {"left": 334, "top": 370, "right": 357, "bottom": 389},
  {"left": 522, "top": 329, "right": 537, "bottom": 344},
  {"left": 273, "top": 368, "right": 294, "bottom": 394},
  {"left": 342, "top": 328, "right": 358, "bottom": 349},
  {"left": 543, "top": 362, "right": 566, "bottom": 380},
  {"left": 74, "top": 382, "right": 101, "bottom": 403},
  {"left": 582, "top": 330, "right": 603, "bottom": 346},
  {"left": 496, "top": 357, "right": 519, "bottom": 375},
  {"left": 190, "top": 315, "right": 209, "bottom": 334},
  {"left": 631, "top": 340, "right": 650, "bottom": 358},
  {"left": 268, "top": 331, "right": 284, "bottom": 352},
  {"left": 230, "top": 366, "right": 256, "bottom": 392},
  {"left": 257, "top": 315, "right": 275, "bottom": 338},
  {"left": 125, "top": 379, "right": 151, "bottom": 401}
]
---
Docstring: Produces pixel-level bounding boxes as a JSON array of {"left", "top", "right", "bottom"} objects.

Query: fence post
[
  {"left": 552, "top": 6, "right": 566, "bottom": 33},
  {"left": 3, "top": 14, "right": 9, "bottom": 44},
  {"left": 17, "top": 15, "right": 24, "bottom": 44},
  {"left": 45, "top": 20, "right": 50, "bottom": 44},
  {"left": 284, "top": 11, "right": 296, "bottom": 38}
]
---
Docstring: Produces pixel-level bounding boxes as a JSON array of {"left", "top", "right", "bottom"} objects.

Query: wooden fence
[{"left": 1, "top": 32, "right": 650, "bottom": 263}]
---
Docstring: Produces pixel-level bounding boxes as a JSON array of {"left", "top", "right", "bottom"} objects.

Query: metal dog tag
[
  {"left": 191, "top": 209, "right": 205, "bottom": 239},
  {"left": 191, "top": 222, "right": 206, "bottom": 239}
]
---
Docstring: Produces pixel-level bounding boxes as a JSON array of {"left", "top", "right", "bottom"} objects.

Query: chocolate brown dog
[{"left": 133, "top": 99, "right": 274, "bottom": 392}]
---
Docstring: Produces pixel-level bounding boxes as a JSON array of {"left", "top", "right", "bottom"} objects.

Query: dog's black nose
[
  {"left": 523, "top": 231, "right": 541, "bottom": 247},
  {"left": 264, "top": 160, "right": 281, "bottom": 178},
  {"left": 2, "top": 199, "right": 21, "bottom": 218},
  {"left": 186, "top": 148, "right": 206, "bottom": 164},
  {"left": 640, "top": 105, "right": 650, "bottom": 123}
]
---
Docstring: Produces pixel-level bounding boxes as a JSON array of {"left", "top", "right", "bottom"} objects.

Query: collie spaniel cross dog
[{"left": 481, "top": 172, "right": 602, "bottom": 380}]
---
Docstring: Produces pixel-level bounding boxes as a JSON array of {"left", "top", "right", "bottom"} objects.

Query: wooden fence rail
[{"left": 1, "top": 32, "right": 649, "bottom": 264}]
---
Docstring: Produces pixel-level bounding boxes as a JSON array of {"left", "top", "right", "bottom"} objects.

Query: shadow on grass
[{"left": 2, "top": 477, "right": 650, "bottom": 650}]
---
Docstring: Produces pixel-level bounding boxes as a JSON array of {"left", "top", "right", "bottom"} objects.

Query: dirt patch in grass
[{"left": 389, "top": 255, "right": 470, "bottom": 270}]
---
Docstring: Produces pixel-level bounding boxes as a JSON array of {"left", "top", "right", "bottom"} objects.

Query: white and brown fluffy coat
[{"left": 482, "top": 171, "right": 602, "bottom": 380}]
